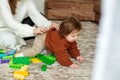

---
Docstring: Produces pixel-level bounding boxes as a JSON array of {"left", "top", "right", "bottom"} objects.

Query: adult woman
[{"left": 0, "top": 0, "right": 53, "bottom": 49}]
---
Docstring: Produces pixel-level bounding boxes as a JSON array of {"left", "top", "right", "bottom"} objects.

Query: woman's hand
[
  {"left": 33, "top": 27, "right": 48, "bottom": 35},
  {"left": 49, "top": 23, "right": 59, "bottom": 30}
]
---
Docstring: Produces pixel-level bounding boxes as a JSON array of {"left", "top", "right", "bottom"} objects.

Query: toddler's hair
[{"left": 58, "top": 17, "right": 82, "bottom": 37}]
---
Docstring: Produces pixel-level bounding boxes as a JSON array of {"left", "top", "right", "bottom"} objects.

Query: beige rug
[{"left": 0, "top": 21, "right": 98, "bottom": 80}]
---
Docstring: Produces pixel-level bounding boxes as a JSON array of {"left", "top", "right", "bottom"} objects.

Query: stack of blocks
[
  {"left": 0, "top": 49, "right": 16, "bottom": 64},
  {"left": 9, "top": 57, "right": 32, "bottom": 80},
  {"left": 10, "top": 54, "right": 56, "bottom": 79},
  {"left": 9, "top": 57, "right": 31, "bottom": 69},
  {"left": 0, "top": 48, "right": 56, "bottom": 80}
]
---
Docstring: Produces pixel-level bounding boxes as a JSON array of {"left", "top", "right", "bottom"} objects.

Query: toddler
[{"left": 16, "top": 17, "right": 84, "bottom": 68}]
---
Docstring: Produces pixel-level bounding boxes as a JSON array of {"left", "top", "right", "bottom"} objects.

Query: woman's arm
[
  {"left": 26, "top": 0, "right": 52, "bottom": 27},
  {"left": 0, "top": 0, "right": 34, "bottom": 37}
]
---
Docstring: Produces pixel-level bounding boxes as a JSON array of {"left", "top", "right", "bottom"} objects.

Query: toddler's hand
[
  {"left": 76, "top": 56, "right": 84, "bottom": 62},
  {"left": 70, "top": 63, "right": 80, "bottom": 68}
]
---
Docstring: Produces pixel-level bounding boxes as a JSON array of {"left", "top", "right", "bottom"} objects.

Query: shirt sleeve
[
  {"left": 26, "top": 0, "right": 52, "bottom": 27},
  {"left": 53, "top": 45, "right": 73, "bottom": 67},
  {"left": 67, "top": 42, "right": 80, "bottom": 58},
  {"left": 0, "top": 0, "right": 34, "bottom": 37}
]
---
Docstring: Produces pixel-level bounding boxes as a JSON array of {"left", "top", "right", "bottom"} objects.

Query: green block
[
  {"left": 9, "top": 59, "right": 24, "bottom": 69},
  {"left": 2, "top": 55, "right": 13, "bottom": 60},
  {"left": 41, "top": 64, "right": 47, "bottom": 71},
  {"left": 13, "top": 57, "right": 31, "bottom": 65},
  {"left": 30, "top": 56, "right": 35, "bottom": 59},
  {"left": 0, "top": 49, "right": 6, "bottom": 54},
  {"left": 36, "top": 54, "right": 56, "bottom": 65}
]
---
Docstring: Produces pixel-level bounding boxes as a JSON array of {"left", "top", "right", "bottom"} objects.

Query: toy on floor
[
  {"left": 0, "top": 48, "right": 6, "bottom": 54},
  {"left": 0, "top": 49, "right": 16, "bottom": 64},
  {"left": 0, "top": 48, "right": 57, "bottom": 79},
  {"left": 36, "top": 53, "right": 56, "bottom": 71},
  {"left": 41, "top": 64, "right": 47, "bottom": 71},
  {"left": 0, "top": 58, "right": 10, "bottom": 64},
  {"left": 9, "top": 56, "right": 31, "bottom": 69},
  {"left": 14, "top": 74, "right": 25, "bottom": 80},
  {"left": 36, "top": 53, "right": 56, "bottom": 65},
  {"left": 9, "top": 59, "right": 24, "bottom": 69},
  {"left": 14, "top": 65, "right": 28, "bottom": 80},
  {"left": 31, "top": 57, "right": 41, "bottom": 63},
  {"left": 12, "top": 57, "right": 31, "bottom": 65},
  {"left": 0, "top": 49, "right": 16, "bottom": 57}
]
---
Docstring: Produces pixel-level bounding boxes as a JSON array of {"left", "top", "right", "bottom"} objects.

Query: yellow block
[
  {"left": 20, "top": 65, "right": 28, "bottom": 71},
  {"left": 14, "top": 65, "right": 28, "bottom": 76},
  {"left": 31, "top": 58, "right": 41, "bottom": 63},
  {"left": 14, "top": 71, "right": 28, "bottom": 76},
  {"left": 14, "top": 74, "right": 25, "bottom": 80},
  {"left": 14, "top": 52, "right": 20, "bottom": 57}
]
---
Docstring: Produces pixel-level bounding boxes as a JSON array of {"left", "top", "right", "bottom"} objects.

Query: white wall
[{"left": 33, "top": 0, "right": 45, "bottom": 14}]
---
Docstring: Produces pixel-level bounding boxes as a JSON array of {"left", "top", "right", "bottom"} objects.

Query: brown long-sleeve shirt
[{"left": 45, "top": 28, "right": 80, "bottom": 67}]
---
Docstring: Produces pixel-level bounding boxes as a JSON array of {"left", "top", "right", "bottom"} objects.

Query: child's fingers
[{"left": 77, "top": 58, "right": 81, "bottom": 62}]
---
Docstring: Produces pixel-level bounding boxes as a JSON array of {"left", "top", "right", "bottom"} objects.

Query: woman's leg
[
  {"left": 0, "top": 29, "right": 26, "bottom": 49},
  {"left": 20, "top": 34, "right": 46, "bottom": 56}
]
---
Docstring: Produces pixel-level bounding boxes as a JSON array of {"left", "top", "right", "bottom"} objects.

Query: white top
[{"left": 0, "top": 0, "right": 51, "bottom": 37}]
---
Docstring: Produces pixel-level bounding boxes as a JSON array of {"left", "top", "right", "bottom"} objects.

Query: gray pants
[{"left": 22, "top": 34, "right": 46, "bottom": 56}]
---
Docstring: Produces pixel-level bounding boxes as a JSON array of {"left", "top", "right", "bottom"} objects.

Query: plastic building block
[
  {"left": 0, "top": 49, "right": 16, "bottom": 57},
  {"left": 0, "top": 53, "right": 8, "bottom": 57},
  {"left": 0, "top": 49, "right": 16, "bottom": 63},
  {"left": 9, "top": 59, "right": 24, "bottom": 69},
  {"left": 14, "top": 65, "right": 29, "bottom": 80},
  {"left": 41, "top": 64, "right": 47, "bottom": 71},
  {"left": 13, "top": 57, "right": 31, "bottom": 65},
  {"left": 2, "top": 55, "right": 13, "bottom": 60},
  {"left": 20, "top": 65, "right": 28, "bottom": 71},
  {"left": 14, "top": 70, "right": 28, "bottom": 76},
  {"left": 0, "top": 58, "right": 10, "bottom": 64},
  {"left": 14, "top": 74, "right": 25, "bottom": 80},
  {"left": 14, "top": 65, "right": 28, "bottom": 76},
  {"left": 7, "top": 49, "right": 16, "bottom": 55},
  {"left": 14, "top": 52, "right": 20, "bottom": 57},
  {"left": 36, "top": 54, "right": 56, "bottom": 65},
  {"left": 31, "top": 58, "right": 41, "bottom": 63},
  {"left": 0, "top": 48, "right": 6, "bottom": 54}
]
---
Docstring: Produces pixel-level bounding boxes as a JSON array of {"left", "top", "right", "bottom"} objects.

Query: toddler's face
[{"left": 65, "top": 30, "right": 80, "bottom": 42}]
